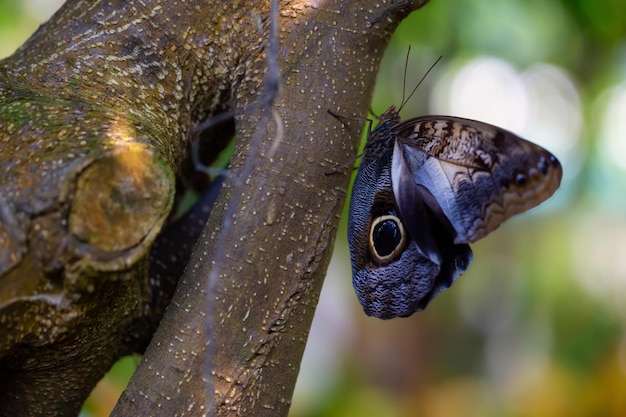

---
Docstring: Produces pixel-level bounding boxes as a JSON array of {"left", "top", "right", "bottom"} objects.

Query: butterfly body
[{"left": 348, "top": 107, "right": 562, "bottom": 319}]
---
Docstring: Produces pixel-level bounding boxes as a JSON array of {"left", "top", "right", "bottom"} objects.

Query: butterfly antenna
[
  {"left": 398, "top": 55, "right": 443, "bottom": 113},
  {"left": 399, "top": 45, "right": 412, "bottom": 109}
]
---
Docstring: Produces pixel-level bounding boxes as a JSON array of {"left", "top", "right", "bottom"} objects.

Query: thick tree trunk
[{"left": 0, "top": 0, "right": 425, "bottom": 415}]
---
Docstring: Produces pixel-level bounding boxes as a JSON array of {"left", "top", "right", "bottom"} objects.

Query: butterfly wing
[
  {"left": 348, "top": 148, "right": 473, "bottom": 319},
  {"left": 391, "top": 116, "right": 563, "bottom": 244},
  {"left": 347, "top": 110, "right": 473, "bottom": 319}
]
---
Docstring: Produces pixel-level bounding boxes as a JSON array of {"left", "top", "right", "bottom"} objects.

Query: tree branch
[
  {"left": 0, "top": 0, "right": 426, "bottom": 415},
  {"left": 115, "top": 1, "right": 427, "bottom": 415}
]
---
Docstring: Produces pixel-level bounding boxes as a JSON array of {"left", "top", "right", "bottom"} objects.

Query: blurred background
[{"left": 2, "top": 0, "right": 625, "bottom": 415}]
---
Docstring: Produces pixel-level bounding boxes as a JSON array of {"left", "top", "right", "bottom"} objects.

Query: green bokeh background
[{"left": 2, "top": 1, "right": 626, "bottom": 416}]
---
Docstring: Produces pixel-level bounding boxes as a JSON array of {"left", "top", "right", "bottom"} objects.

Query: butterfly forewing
[{"left": 391, "top": 116, "right": 563, "bottom": 243}]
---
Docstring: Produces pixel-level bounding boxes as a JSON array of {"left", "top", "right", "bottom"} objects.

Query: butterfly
[{"left": 345, "top": 100, "right": 562, "bottom": 319}]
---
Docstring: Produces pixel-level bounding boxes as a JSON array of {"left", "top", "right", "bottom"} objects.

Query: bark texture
[{"left": 0, "top": 0, "right": 426, "bottom": 415}]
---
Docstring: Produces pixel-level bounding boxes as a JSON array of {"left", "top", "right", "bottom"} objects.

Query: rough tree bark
[{"left": 0, "top": 0, "right": 426, "bottom": 416}]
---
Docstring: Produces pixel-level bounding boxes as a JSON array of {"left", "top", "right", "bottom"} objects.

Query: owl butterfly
[{"left": 346, "top": 62, "right": 563, "bottom": 320}]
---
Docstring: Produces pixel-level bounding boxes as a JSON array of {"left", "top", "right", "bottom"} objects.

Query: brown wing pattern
[{"left": 392, "top": 116, "right": 562, "bottom": 242}]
